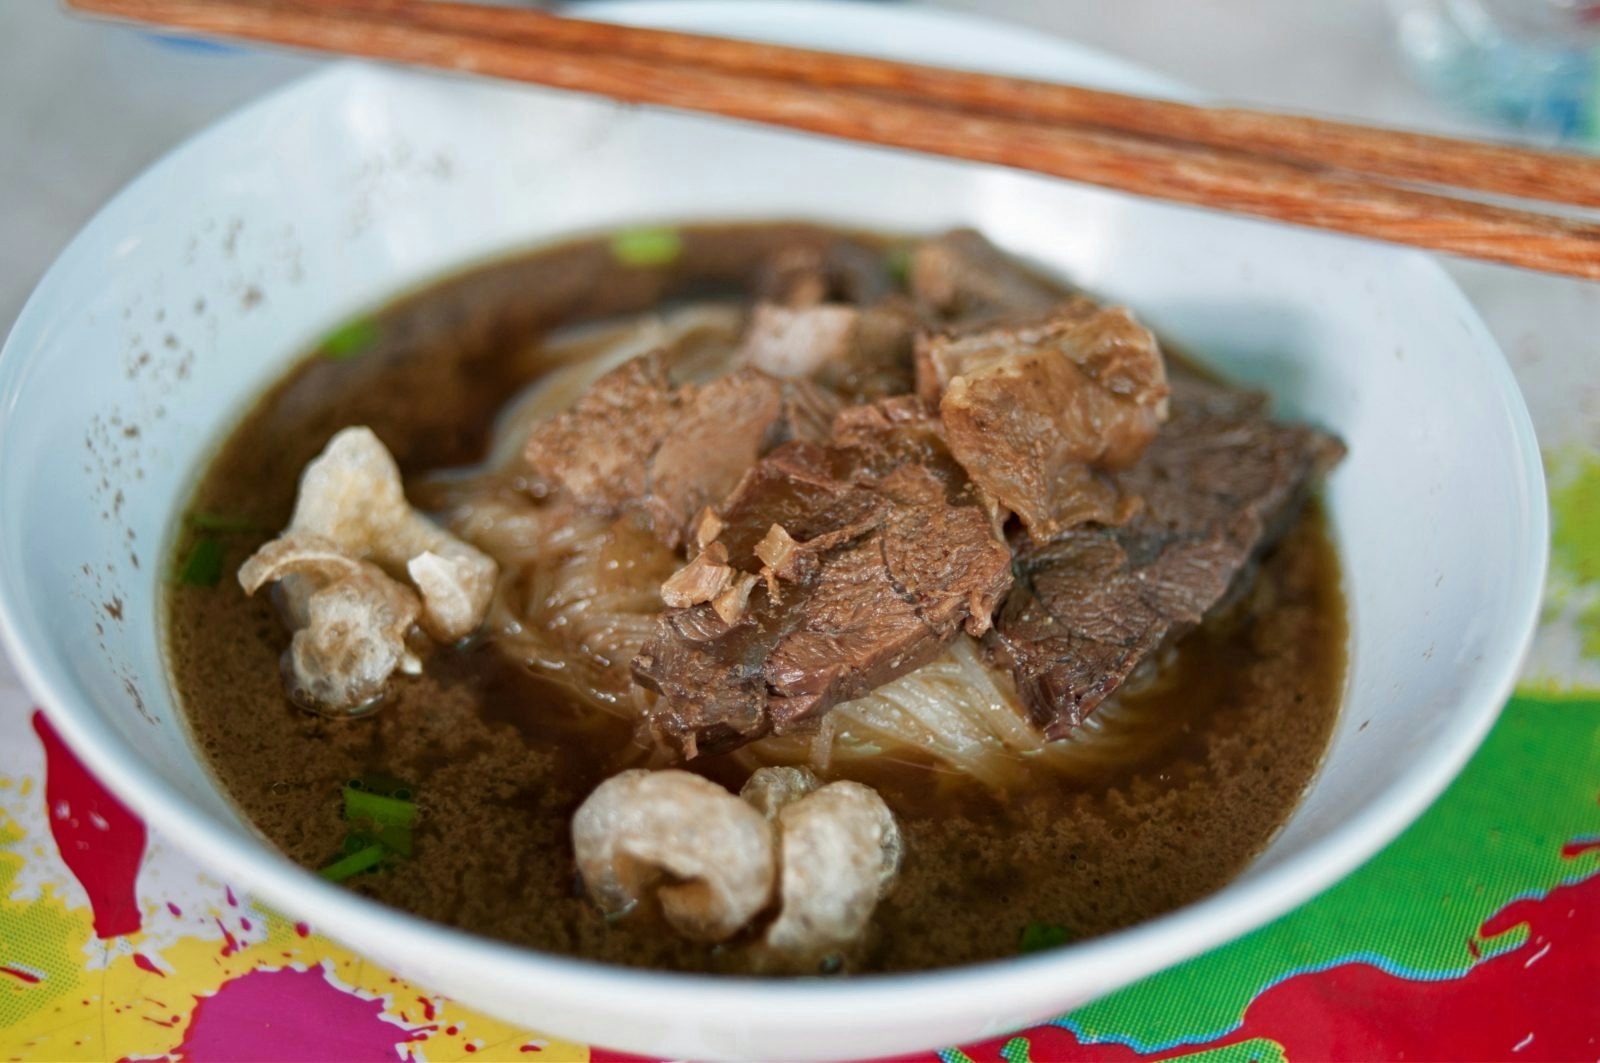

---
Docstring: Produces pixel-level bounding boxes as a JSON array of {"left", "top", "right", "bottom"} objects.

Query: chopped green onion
[
  {"left": 319, "top": 316, "right": 381, "bottom": 361},
  {"left": 370, "top": 824, "right": 414, "bottom": 858},
  {"left": 1019, "top": 922, "right": 1071, "bottom": 954},
  {"left": 342, "top": 786, "right": 417, "bottom": 828},
  {"left": 319, "top": 842, "right": 385, "bottom": 882},
  {"left": 328, "top": 776, "right": 417, "bottom": 881},
  {"left": 883, "top": 243, "right": 912, "bottom": 286},
  {"left": 342, "top": 827, "right": 413, "bottom": 859},
  {"left": 609, "top": 226, "right": 682, "bottom": 269},
  {"left": 177, "top": 537, "right": 226, "bottom": 587}
]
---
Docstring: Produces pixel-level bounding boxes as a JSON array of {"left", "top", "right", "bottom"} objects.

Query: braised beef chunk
[
  {"left": 523, "top": 352, "right": 826, "bottom": 548},
  {"left": 522, "top": 350, "right": 676, "bottom": 512},
  {"left": 633, "top": 414, "right": 1012, "bottom": 758},
  {"left": 643, "top": 369, "right": 785, "bottom": 544},
  {"left": 712, "top": 442, "right": 886, "bottom": 571},
  {"left": 634, "top": 594, "right": 788, "bottom": 757},
  {"left": 909, "top": 229, "right": 1064, "bottom": 324},
  {"left": 988, "top": 371, "right": 1344, "bottom": 737},
  {"left": 776, "top": 377, "right": 847, "bottom": 444},
  {"left": 829, "top": 396, "right": 957, "bottom": 479},
  {"left": 919, "top": 298, "right": 1171, "bottom": 538}
]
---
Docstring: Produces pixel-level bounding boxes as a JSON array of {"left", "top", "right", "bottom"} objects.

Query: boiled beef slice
[
  {"left": 523, "top": 351, "right": 835, "bottom": 548},
  {"left": 643, "top": 370, "right": 785, "bottom": 541},
  {"left": 918, "top": 298, "right": 1171, "bottom": 539},
  {"left": 522, "top": 349, "right": 677, "bottom": 511},
  {"left": 633, "top": 412, "right": 1012, "bottom": 759},
  {"left": 987, "top": 371, "right": 1345, "bottom": 737}
]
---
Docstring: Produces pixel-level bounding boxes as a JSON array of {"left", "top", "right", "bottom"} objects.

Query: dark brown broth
[{"left": 166, "top": 223, "right": 1346, "bottom": 974}]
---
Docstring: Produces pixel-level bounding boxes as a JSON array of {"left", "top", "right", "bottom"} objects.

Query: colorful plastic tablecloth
[{"left": 3, "top": 370, "right": 1598, "bottom": 1063}]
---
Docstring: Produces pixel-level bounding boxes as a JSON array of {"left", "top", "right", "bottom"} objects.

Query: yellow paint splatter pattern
[{"left": 0, "top": 772, "right": 586, "bottom": 1062}]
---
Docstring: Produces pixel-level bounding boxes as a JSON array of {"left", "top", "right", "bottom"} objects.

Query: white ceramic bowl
[{"left": 0, "top": 3, "right": 1547, "bottom": 1059}]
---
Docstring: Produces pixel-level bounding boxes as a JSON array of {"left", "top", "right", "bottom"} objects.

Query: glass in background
[{"left": 1391, "top": 0, "right": 1600, "bottom": 149}]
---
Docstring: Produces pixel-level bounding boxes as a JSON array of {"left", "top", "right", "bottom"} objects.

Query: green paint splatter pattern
[
  {"left": 1063, "top": 692, "right": 1600, "bottom": 1051},
  {"left": 1548, "top": 445, "right": 1600, "bottom": 658}
]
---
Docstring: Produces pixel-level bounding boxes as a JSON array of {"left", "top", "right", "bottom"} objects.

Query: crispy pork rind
[
  {"left": 572, "top": 766, "right": 902, "bottom": 966},
  {"left": 758, "top": 780, "right": 903, "bottom": 969},
  {"left": 238, "top": 537, "right": 422, "bottom": 713},
  {"left": 239, "top": 426, "right": 497, "bottom": 714},
  {"left": 285, "top": 426, "right": 496, "bottom": 642},
  {"left": 739, "top": 765, "right": 820, "bottom": 820},
  {"left": 572, "top": 769, "right": 776, "bottom": 942}
]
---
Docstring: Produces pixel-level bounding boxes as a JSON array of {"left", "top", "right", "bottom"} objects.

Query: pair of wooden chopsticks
[{"left": 68, "top": 0, "right": 1600, "bottom": 279}]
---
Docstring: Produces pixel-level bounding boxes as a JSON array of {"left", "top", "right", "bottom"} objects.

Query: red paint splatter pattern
[
  {"left": 31, "top": 710, "right": 146, "bottom": 938},
  {"left": 893, "top": 854, "right": 1600, "bottom": 1063}
]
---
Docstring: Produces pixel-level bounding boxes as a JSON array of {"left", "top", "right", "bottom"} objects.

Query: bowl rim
[{"left": 0, "top": 0, "right": 1550, "bottom": 1040}]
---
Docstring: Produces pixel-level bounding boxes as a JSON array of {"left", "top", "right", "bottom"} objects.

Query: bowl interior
[{"left": 0, "top": 3, "right": 1545, "bottom": 1059}]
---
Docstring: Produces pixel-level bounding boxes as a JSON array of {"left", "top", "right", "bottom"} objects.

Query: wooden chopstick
[
  {"left": 295, "top": 0, "right": 1600, "bottom": 210},
  {"left": 67, "top": 0, "right": 1600, "bottom": 280}
]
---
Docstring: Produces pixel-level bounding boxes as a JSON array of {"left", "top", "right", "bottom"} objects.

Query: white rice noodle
[
  {"left": 769, "top": 639, "right": 1190, "bottom": 788},
  {"left": 460, "top": 497, "right": 675, "bottom": 716}
]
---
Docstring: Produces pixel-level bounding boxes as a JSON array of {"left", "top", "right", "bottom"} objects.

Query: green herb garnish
[
  {"left": 342, "top": 827, "right": 413, "bottom": 860},
  {"left": 177, "top": 536, "right": 226, "bottom": 587},
  {"left": 319, "top": 842, "right": 386, "bottom": 882},
  {"left": 1019, "top": 922, "right": 1071, "bottom": 954},
  {"left": 319, "top": 316, "right": 381, "bottom": 361},
  {"left": 328, "top": 777, "right": 417, "bottom": 878},
  {"left": 186, "top": 510, "right": 263, "bottom": 534},
  {"left": 609, "top": 226, "right": 683, "bottom": 269},
  {"left": 883, "top": 243, "right": 912, "bottom": 286},
  {"left": 342, "top": 786, "right": 417, "bottom": 829},
  {"left": 368, "top": 824, "right": 414, "bottom": 858}
]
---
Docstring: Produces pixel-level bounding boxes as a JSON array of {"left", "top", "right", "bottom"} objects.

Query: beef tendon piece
[
  {"left": 523, "top": 350, "right": 831, "bottom": 548},
  {"left": 987, "top": 371, "right": 1345, "bottom": 737},
  {"left": 634, "top": 414, "right": 1013, "bottom": 759},
  {"left": 920, "top": 298, "right": 1172, "bottom": 539}
]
